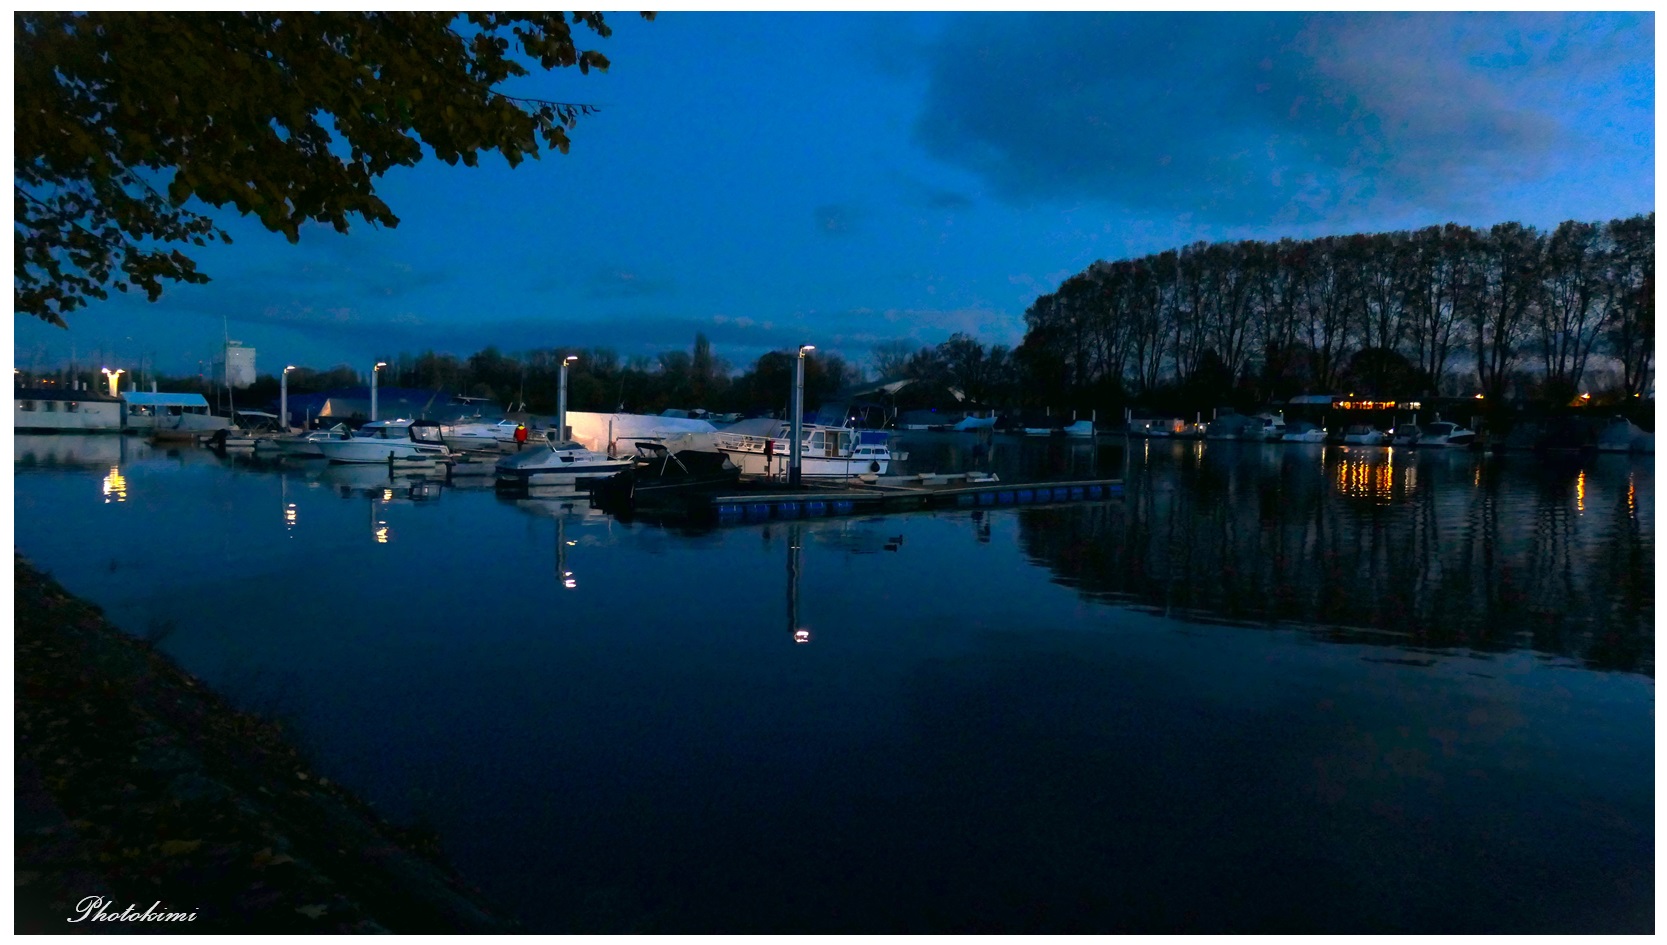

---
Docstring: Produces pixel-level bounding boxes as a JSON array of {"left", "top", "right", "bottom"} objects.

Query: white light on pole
[
  {"left": 101, "top": 367, "right": 125, "bottom": 398},
  {"left": 281, "top": 366, "right": 295, "bottom": 432},
  {"left": 371, "top": 361, "right": 386, "bottom": 421},
  {"left": 790, "top": 345, "right": 814, "bottom": 486},
  {"left": 558, "top": 355, "right": 578, "bottom": 443}
]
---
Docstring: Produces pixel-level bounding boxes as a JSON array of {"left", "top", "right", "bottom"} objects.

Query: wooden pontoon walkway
[{"left": 698, "top": 473, "right": 1123, "bottom": 524}]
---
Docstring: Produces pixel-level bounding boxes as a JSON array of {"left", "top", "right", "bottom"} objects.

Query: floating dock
[{"left": 697, "top": 474, "right": 1123, "bottom": 525}]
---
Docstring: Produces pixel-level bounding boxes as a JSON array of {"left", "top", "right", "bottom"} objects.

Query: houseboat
[{"left": 14, "top": 388, "right": 124, "bottom": 432}]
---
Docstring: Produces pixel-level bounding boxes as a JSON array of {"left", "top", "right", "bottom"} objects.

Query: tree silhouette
[{"left": 16, "top": 11, "right": 649, "bottom": 325}]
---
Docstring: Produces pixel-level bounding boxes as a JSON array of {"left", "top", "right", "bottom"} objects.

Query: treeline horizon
[
  {"left": 22, "top": 213, "right": 1654, "bottom": 419},
  {"left": 1012, "top": 213, "right": 1654, "bottom": 415}
]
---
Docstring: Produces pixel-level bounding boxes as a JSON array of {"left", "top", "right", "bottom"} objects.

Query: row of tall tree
[{"left": 1014, "top": 216, "right": 1653, "bottom": 411}]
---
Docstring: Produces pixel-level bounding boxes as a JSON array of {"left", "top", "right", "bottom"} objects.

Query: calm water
[{"left": 13, "top": 433, "right": 1654, "bottom": 932}]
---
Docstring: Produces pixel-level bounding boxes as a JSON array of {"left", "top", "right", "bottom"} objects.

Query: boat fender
[{"left": 869, "top": 461, "right": 881, "bottom": 473}]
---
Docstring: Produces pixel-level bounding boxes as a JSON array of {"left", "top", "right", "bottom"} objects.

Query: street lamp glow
[
  {"left": 101, "top": 367, "right": 126, "bottom": 397},
  {"left": 798, "top": 345, "right": 815, "bottom": 356},
  {"left": 370, "top": 362, "right": 387, "bottom": 420}
]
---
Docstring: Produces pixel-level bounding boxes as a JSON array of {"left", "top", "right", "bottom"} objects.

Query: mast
[{"left": 223, "top": 315, "right": 236, "bottom": 420}]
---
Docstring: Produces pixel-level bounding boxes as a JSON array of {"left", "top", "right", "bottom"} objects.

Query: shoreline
[{"left": 13, "top": 553, "right": 521, "bottom": 933}]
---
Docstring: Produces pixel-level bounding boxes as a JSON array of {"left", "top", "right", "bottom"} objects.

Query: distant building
[{"left": 216, "top": 341, "right": 256, "bottom": 388}]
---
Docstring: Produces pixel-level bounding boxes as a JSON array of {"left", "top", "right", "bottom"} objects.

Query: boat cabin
[{"left": 355, "top": 419, "right": 447, "bottom": 444}]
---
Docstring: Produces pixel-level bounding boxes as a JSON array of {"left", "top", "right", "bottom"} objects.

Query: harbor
[
  {"left": 14, "top": 430, "right": 1652, "bottom": 932},
  {"left": 13, "top": 9, "right": 1653, "bottom": 935}
]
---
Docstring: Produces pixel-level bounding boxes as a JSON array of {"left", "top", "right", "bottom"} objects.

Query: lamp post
[
  {"left": 281, "top": 366, "right": 295, "bottom": 432},
  {"left": 558, "top": 355, "right": 578, "bottom": 442},
  {"left": 790, "top": 345, "right": 814, "bottom": 486},
  {"left": 101, "top": 367, "right": 125, "bottom": 398},
  {"left": 371, "top": 361, "right": 386, "bottom": 421}
]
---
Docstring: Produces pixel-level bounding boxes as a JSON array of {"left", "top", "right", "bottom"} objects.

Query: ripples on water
[{"left": 12, "top": 433, "right": 1656, "bottom": 933}]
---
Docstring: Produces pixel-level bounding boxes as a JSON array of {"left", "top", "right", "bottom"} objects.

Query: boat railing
[{"left": 713, "top": 432, "right": 787, "bottom": 454}]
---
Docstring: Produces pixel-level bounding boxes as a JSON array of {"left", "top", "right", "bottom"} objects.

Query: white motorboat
[
  {"left": 1417, "top": 421, "right": 1477, "bottom": 448},
  {"left": 1250, "top": 413, "right": 1287, "bottom": 440},
  {"left": 316, "top": 419, "right": 452, "bottom": 463},
  {"left": 494, "top": 435, "right": 635, "bottom": 488},
  {"left": 1060, "top": 419, "right": 1096, "bottom": 438},
  {"left": 1281, "top": 423, "right": 1328, "bottom": 443},
  {"left": 1341, "top": 424, "right": 1388, "bottom": 446},
  {"left": 441, "top": 417, "right": 525, "bottom": 453},
  {"left": 713, "top": 418, "right": 893, "bottom": 477},
  {"left": 949, "top": 414, "right": 998, "bottom": 432},
  {"left": 270, "top": 425, "right": 353, "bottom": 458}
]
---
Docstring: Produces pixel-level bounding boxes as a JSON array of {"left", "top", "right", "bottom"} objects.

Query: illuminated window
[
  {"left": 19, "top": 400, "right": 35, "bottom": 411},
  {"left": 65, "top": 402, "right": 79, "bottom": 413}
]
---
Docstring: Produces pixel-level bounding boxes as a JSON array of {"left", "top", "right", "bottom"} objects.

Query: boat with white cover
[
  {"left": 949, "top": 414, "right": 998, "bottom": 432},
  {"left": 441, "top": 417, "right": 527, "bottom": 453},
  {"left": 316, "top": 419, "right": 452, "bottom": 463},
  {"left": 713, "top": 417, "right": 893, "bottom": 477}
]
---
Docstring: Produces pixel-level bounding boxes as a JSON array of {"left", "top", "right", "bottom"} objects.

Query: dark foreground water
[{"left": 13, "top": 433, "right": 1654, "bottom": 932}]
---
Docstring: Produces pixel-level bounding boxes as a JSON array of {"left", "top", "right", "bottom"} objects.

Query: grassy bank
[{"left": 13, "top": 554, "right": 520, "bottom": 933}]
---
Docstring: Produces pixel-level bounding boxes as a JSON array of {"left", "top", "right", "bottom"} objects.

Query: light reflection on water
[{"left": 11, "top": 433, "right": 1657, "bottom": 933}]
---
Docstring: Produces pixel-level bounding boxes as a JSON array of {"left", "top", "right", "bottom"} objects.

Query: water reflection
[
  {"left": 1330, "top": 447, "right": 1414, "bottom": 504},
  {"left": 1015, "top": 443, "right": 1653, "bottom": 674},
  {"left": 101, "top": 465, "right": 128, "bottom": 503},
  {"left": 787, "top": 523, "right": 807, "bottom": 644}
]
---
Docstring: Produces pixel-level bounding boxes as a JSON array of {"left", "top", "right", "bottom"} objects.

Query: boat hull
[
  {"left": 718, "top": 449, "right": 889, "bottom": 477},
  {"left": 495, "top": 465, "right": 632, "bottom": 489},
  {"left": 317, "top": 440, "right": 450, "bottom": 463}
]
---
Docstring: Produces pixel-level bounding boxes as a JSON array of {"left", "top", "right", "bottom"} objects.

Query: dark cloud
[
  {"left": 585, "top": 268, "right": 675, "bottom": 300},
  {"left": 913, "top": 12, "right": 1651, "bottom": 226},
  {"left": 814, "top": 203, "right": 858, "bottom": 235},
  {"left": 924, "top": 188, "right": 974, "bottom": 210}
]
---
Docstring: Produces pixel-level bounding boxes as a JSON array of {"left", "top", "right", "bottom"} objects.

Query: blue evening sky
[{"left": 12, "top": 11, "right": 1655, "bottom": 378}]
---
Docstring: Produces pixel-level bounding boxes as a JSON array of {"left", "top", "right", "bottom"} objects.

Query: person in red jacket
[{"left": 514, "top": 422, "right": 528, "bottom": 451}]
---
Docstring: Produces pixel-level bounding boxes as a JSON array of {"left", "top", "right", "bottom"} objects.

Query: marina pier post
[
  {"left": 371, "top": 361, "right": 386, "bottom": 421},
  {"left": 790, "top": 344, "right": 813, "bottom": 486},
  {"left": 558, "top": 354, "right": 577, "bottom": 442}
]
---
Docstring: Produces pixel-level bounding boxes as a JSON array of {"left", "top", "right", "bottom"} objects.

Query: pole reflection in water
[
  {"left": 282, "top": 475, "right": 297, "bottom": 533},
  {"left": 101, "top": 465, "right": 127, "bottom": 503},
  {"left": 558, "top": 517, "right": 577, "bottom": 589},
  {"left": 788, "top": 523, "right": 809, "bottom": 643}
]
